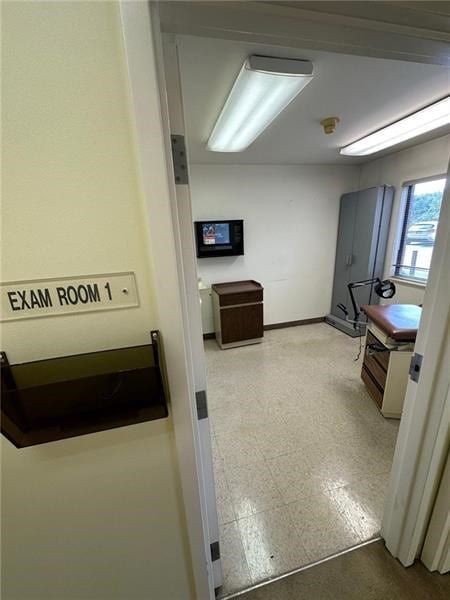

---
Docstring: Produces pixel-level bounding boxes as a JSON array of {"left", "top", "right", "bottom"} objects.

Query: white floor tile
[
  {"left": 334, "top": 471, "right": 391, "bottom": 541},
  {"left": 215, "top": 431, "right": 265, "bottom": 469},
  {"left": 226, "top": 461, "right": 284, "bottom": 519},
  {"left": 267, "top": 451, "right": 327, "bottom": 503},
  {"left": 287, "top": 489, "right": 361, "bottom": 563},
  {"left": 211, "top": 433, "right": 224, "bottom": 471},
  {"left": 237, "top": 506, "right": 310, "bottom": 583},
  {"left": 214, "top": 466, "right": 236, "bottom": 526},
  {"left": 252, "top": 423, "right": 311, "bottom": 459},
  {"left": 219, "top": 521, "right": 252, "bottom": 595}
]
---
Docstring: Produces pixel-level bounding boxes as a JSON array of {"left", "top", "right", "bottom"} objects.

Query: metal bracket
[
  {"left": 171, "top": 135, "right": 188, "bottom": 184},
  {"left": 1, "top": 351, "right": 16, "bottom": 390},
  {"left": 210, "top": 540, "right": 220, "bottom": 562},
  {"left": 367, "top": 343, "right": 390, "bottom": 356},
  {"left": 150, "top": 330, "right": 161, "bottom": 367},
  {"left": 195, "top": 390, "right": 208, "bottom": 420},
  {"left": 409, "top": 352, "right": 423, "bottom": 383},
  {"left": 150, "top": 330, "right": 170, "bottom": 407}
]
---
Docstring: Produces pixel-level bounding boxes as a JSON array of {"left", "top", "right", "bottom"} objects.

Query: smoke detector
[{"left": 320, "top": 116, "right": 340, "bottom": 134}]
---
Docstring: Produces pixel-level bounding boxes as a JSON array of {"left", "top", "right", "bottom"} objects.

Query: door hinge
[
  {"left": 409, "top": 353, "right": 423, "bottom": 383},
  {"left": 210, "top": 541, "right": 220, "bottom": 562},
  {"left": 195, "top": 390, "right": 208, "bottom": 420},
  {"left": 171, "top": 134, "right": 188, "bottom": 184}
]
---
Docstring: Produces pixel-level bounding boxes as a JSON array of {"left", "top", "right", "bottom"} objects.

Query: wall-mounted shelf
[{"left": 1, "top": 331, "right": 168, "bottom": 448}]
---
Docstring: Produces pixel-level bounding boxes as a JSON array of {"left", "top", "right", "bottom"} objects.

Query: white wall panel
[{"left": 190, "top": 164, "right": 359, "bottom": 327}]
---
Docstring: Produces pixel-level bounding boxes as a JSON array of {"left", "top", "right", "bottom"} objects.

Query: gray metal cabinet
[{"left": 326, "top": 186, "right": 394, "bottom": 336}]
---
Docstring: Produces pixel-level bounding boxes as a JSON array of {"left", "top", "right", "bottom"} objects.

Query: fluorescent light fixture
[
  {"left": 340, "top": 96, "right": 450, "bottom": 156},
  {"left": 207, "top": 55, "right": 313, "bottom": 152}
]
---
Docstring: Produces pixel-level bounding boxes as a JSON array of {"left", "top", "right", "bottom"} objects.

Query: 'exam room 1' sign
[{"left": 0, "top": 272, "right": 139, "bottom": 321}]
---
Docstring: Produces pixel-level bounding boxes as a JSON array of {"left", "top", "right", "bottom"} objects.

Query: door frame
[
  {"left": 161, "top": 32, "right": 223, "bottom": 590},
  {"left": 119, "top": 3, "right": 214, "bottom": 598},
  {"left": 119, "top": 2, "right": 450, "bottom": 597}
]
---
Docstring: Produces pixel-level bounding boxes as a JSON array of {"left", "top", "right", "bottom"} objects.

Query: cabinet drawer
[
  {"left": 361, "top": 365, "right": 384, "bottom": 409},
  {"left": 219, "top": 290, "right": 263, "bottom": 307},
  {"left": 220, "top": 304, "right": 263, "bottom": 344},
  {"left": 363, "top": 347, "right": 387, "bottom": 390},
  {"left": 366, "top": 330, "right": 390, "bottom": 371}
]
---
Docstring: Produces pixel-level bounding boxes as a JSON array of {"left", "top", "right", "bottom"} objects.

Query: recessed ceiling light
[
  {"left": 207, "top": 55, "right": 313, "bottom": 153},
  {"left": 340, "top": 96, "right": 450, "bottom": 156}
]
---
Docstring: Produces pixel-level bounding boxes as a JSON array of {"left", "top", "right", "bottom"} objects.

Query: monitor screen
[
  {"left": 202, "top": 223, "right": 230, "bottom": 245},
  {"left": 195, "top": 219, "right": 243, "bottom": 258}
]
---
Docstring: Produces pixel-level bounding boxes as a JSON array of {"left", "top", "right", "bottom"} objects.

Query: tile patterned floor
[{"left": 205, "top": 323, "right": 400, "bottom": 597}]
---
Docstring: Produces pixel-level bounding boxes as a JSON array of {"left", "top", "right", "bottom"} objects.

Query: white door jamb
[{"left": 119, "top": 2, "right": 214, "bottom": 598}]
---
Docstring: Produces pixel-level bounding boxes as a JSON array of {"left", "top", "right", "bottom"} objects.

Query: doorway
[
  {"left": 165, "top": 30, "right": 449, "bottom": 596},
  {"left": 115, "top": 0, "right": 445, "bottom": 587}
]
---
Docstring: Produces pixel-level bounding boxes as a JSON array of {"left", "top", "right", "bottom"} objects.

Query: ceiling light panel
[
  {"left": 207, "top": 55, "right": 313, "bottom": 153},
  {"left": 340, "top": 96, "right": 450, "bottom": 156}
]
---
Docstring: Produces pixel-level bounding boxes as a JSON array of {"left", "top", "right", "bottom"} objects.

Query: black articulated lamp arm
[
  {"left": 337, "top": 278, "right": 396, "bottom": 329},
  {"left": 348, "top": 278, "right": 379, "bottom": 326}
]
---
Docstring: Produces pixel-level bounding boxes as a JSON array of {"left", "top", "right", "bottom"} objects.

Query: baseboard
[
  {"left": 264, "top": 317, "right": 325, "bottom": 330},
  {"left": 203, "top": 317, "right": 325, "bottom": 339}
]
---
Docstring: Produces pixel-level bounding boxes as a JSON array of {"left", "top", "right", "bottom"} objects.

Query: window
[{"left": 394, "top": 177, "right": 446, "bottom": 282}]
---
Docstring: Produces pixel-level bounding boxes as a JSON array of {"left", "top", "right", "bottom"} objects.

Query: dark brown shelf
[{"left": 1, "top": 331, "right": 168, "bottom": 448}]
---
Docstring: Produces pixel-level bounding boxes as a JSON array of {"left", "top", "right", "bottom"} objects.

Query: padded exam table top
[{"left": 362, "top": 304, "right": 422, "bottom": 342}]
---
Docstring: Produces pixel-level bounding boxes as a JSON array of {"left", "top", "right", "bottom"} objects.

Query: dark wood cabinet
[{"left": 212, "top": 280, "right": 263, "bottom": 349}]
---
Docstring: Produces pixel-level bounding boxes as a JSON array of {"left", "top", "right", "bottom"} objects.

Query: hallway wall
[{"left": 1, "top": 3, "right": 194, "bottom": 599}]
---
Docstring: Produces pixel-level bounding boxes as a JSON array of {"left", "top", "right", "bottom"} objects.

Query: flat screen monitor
[{"left": 194, "top": 220, "right": 244, "bottom": 258}]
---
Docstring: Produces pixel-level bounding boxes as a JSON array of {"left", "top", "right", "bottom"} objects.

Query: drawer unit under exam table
[
  {"left": 361, "top": 304, "right": 421, "bottom": 419},
  {"left": 212, "top": 280, "right": 263, "bottom": 349}
]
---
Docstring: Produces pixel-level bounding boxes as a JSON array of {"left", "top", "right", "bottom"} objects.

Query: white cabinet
[{"left": 361, "top": 326, "right": 413, "bottom": 418}]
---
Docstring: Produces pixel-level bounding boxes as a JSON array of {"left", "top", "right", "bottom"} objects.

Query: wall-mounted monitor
[{"left": 194, "top": 220, "right": 244, "bottom": 258}]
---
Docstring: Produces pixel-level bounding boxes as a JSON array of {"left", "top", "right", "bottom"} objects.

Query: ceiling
[{"left": 177, "top": 35, "right": 450, "bottom": 165}]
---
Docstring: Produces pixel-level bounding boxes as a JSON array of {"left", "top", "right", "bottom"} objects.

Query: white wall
[
  {"left": 190, "top": 164, "right": 359, "bottom": 326},
  {"left": 191, "top": 137, "right": 449, "bottom": 330},
  {"left": 1, "top": 3, "right": 194, "bottom": 599},
  {"left": 2, "top": 0, "right": 157, "bottom": 361},
  {"left": 359, "top": 134, "right": 450, "bottom": 305}
]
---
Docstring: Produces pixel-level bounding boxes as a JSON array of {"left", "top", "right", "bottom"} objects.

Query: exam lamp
[
  {"left": 340, "top": 96, "right": 450, "bottom": 156},
  {"left": 207, "top": 55, "right": 314, "bottom": 152}
]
